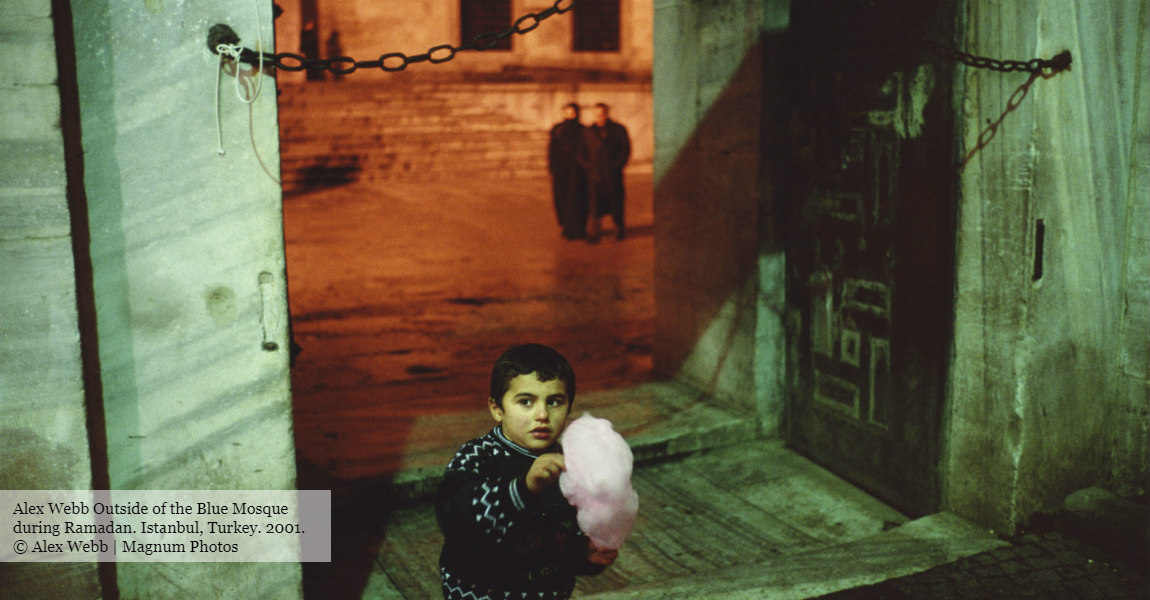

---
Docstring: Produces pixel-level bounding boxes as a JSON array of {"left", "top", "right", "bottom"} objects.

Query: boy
[{"left": 436, "top": 343, "right": 618, "bottom": 600}]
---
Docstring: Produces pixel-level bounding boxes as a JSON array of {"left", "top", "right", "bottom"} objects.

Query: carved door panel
[{"left": 784, "top": 0, "right": 957, "bottom": 515}]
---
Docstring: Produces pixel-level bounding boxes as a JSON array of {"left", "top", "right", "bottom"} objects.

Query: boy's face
[{"left": 489, "top": 372, "right": 571, "bottom": 452}]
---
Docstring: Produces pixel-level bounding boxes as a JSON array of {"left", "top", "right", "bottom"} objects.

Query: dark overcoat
[
  {"left": 548, "top": 118, "right": 588, "bottom": 238},
  {"left": 578, "top": 120, "right": 631, "bottom": 223}
]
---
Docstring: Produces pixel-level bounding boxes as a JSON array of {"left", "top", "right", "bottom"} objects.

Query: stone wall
[
  {"left": 0, "top": 0, "right": 102, "bottom": 596},
  {"left": 946, "top": 0, "right": 1150, "bottom": 533},
  {"left": 4, "top": 1, "right": 302, "bottom": 597},
  {"left": 651, "top": 0, "right": 787, "bottom": 432},
  {"left": 277, "top": 78, "right": 653, "bottom": 192},
  {"left": 273, "top": 0, "right": 654, "bottom": 84}
]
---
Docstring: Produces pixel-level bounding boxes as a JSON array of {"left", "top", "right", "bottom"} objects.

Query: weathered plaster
[{"left": 946, "top": 0, "right": 1150, "bottom": 533}]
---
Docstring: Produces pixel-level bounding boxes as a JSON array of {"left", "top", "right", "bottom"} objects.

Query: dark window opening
[
  {"left": 574, "top": 0, "right": 620, "bottom": 52},
  {"left": 461, "top": 0, "right": 512, "bottom": 51}
]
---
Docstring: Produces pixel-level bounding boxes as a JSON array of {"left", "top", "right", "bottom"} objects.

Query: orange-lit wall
[{"left": 273, "top": 0, "right": 653, "bottom": 81}]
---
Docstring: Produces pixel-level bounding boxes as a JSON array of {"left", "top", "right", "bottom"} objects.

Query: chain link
[
  {"left": 228, "top": 0, "right": 576, "bottom": 74},
  {"left": 220, "top": 0, "right": 1072, "bottom": 77},
  {"left": 920, "top": 40, "right": 1072, "bottom": 75},
  {"left": 853, "top": 0, "right": 1072, "bottom": 75}
]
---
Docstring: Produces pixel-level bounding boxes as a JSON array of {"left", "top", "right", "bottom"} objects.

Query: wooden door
[{"left": 784, "top": 0, "right": 957, "bottom": 515}]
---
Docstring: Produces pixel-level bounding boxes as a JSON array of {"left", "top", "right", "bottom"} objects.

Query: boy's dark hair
[{"left": 489, "top": 344, "right": 576, "bottom": 408}]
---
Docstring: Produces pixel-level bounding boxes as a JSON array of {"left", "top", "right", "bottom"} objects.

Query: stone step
[
  {"left": 276, "top": 80, "right": 554, "bottom": 191},
  {"left": 279, "top": 105, "right": 536, "bottom": 123},
  {"left": 358, "top": 423, "right": 1003, "bottom": 599},
  {"left": 280, "top": 124, "right": 541, "bottom": 142},
  {"left": 281, "top": 151, "right": 545, "bottom": 165},
  {"left": 280, "top": 143, "right": 546, "bottom": 161},
  {"left": 279, "top": 146, "right": 547, "bottom": 165},
  {"left": 279, "top": 120, "right": 537, "bottom": 134},
  {"left": 1060, "top": 487, "right": 1150, "bottom": 564},
  {"left": 280, "top": 130, "right": 546, "bottom": 147},
  {"left": 384, "top": 381, "right": 765, "bottom": 501},
  {"left": 578, "top": 512, "right": 1007, "bottom": 600}
]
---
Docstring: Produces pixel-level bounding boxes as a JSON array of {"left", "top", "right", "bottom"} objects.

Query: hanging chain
[
  {"left": 216, "top": 0, "right": 576, "bottom": 75},
  {"left": 854, "top": 0, "right": 1072, "bottom": 75},
  {"left": 920, "top": 40, "right": 1072, "bottom": 75},
  {"left": 215, "top": 0, "right": 1071, "bottom": 76}
]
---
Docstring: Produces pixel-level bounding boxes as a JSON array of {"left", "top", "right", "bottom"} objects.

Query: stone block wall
[
  {"left": 277, "top": 78, "right": 652, "bottom": 192},
  {"left": 273, "top": 0, "right": 654, "bottom": 84},
  {"left": 0, "top": 0, "right": 102, "bottom": 597},
  {"left": 1, "top": 1, "right": 304, "bottom": 597},
  {"left": 947, "top": 0, "right": 1150, "bottom": 533}
]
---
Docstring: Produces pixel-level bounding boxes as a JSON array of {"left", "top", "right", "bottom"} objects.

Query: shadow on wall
[
  {"left": 298, "top": 159, "right": 363, "bottom": 191},
  {"left": 653, "top": 33, "right": 785, "bottom": 415}
]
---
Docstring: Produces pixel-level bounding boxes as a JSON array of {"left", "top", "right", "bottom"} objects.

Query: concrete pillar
[{"left": 70, "top": 0, "right": 300, "bottom": 595}]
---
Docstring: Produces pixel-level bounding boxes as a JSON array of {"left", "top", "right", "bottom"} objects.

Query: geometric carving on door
[
  {"left": 815, "top": 370, "right": 860, "bottom": 418},
  {"left": 869, "top": 337, "right": 891, "bottom": 428}
]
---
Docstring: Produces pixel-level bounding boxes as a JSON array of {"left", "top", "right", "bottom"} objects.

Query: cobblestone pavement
[{"left": 816, "top": 520, "right": 1149, "bottom": 600}]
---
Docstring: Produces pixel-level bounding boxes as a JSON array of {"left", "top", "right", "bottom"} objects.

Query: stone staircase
[
  {"left": 359, "top": 440, "right": 1007, "bottom": 600},
  {"left": 277, "top": 80, "right": 549, "bottom": 193}
]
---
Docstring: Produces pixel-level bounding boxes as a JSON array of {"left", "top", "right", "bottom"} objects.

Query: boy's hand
[
  {"left": 587, "top": 540, "right": 618, "bottom": 567},
  {"left": 526, "top": 453, "right": 565, "bottom": 494}
]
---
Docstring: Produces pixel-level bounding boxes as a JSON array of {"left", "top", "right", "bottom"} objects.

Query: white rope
[
  {"left": 213, "top": 1, "right": 279, "bottom": 185},
  {"left": 215, "top": 50, "right": 227, "bottom": 155}
]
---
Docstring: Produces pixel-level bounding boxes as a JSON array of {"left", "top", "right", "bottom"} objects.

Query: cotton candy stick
[{"left": 558, "top": 413, "right": 639, "bottom": 550}]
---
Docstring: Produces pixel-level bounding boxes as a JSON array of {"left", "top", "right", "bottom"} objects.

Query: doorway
[
  {"left": 272, "top": 2, "right": 658, "bottom": 487},
  {"left": 783, "top": 0, "right": 958, "bottom": 515},
  {"left": 281, "top": 163, "right": 657, "bottom": 482}
]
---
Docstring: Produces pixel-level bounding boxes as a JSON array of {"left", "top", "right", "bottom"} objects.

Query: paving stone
[
  {"left": 1023, "top": 554, "right": 1063, "bottom": 569},
  {"left": 1057, "top": 564, "right": 1089, "bottom": 579},
  {"left": 988, "top": 546, "right": 1018, "bottom": 560},
  {"left": 998, "top": 559, "right": 1028, "bottom": 574},
  {"left": 1014, "top": 543, "right": 1044, "bottom": 558},
  {"left": 1056, "top": 549, "right": 1091, "bottom": 565},
  {"left": 967, "top": 553, "right": 996, "bottom": 566},
  {"left": 945, "top": 571, "right": 979, "bottom": 587},
  {"left": 815, "top": 517, "right": 1149, "bottom": 600},
  {"left": 1035, "top": 568, "right": 1067, "bottom": 584},
  {"left": 1065, "top": 577, "right": 1106, "bottom": 600},
  {"left": 970, "top": 565, "right": 1004, "bottom": 578},
  {"left": 977, "top": 573, "right": 1011, "bottom": 589}
]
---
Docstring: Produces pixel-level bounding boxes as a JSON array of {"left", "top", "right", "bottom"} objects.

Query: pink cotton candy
[{"left": 558, "top": 413, "right": 639, "bottom": 550}]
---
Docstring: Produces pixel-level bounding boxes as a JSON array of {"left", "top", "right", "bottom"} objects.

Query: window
[
  {"left": 573, "top": 0, "right": 620, "bottom": 52},
  {"left": 461, "top": 0, "right": 513, "bottom": 50}
]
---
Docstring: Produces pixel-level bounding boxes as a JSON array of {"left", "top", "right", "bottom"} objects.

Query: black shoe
[{"left": 615, "top": 228, "right": 626, "bottom": 241}]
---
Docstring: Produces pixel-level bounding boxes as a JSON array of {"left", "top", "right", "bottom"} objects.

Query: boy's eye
[
  {"left": 547, "top": 397, "right": 567, "bottom": 407},
  {"left": 518, "top": 397, "right": 534, "bottom": 406}
]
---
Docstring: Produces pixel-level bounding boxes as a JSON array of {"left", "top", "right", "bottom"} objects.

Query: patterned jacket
[{"left": 436, "top": 426, "right": 604, "bottom": 600}]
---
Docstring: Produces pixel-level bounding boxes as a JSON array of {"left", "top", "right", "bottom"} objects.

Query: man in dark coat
[
  {"left": 578, "top": 103, "right": 631, "bottom": 242},
  {"left": 548, "top": 103, "right": 588, "bottom": 240}
]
